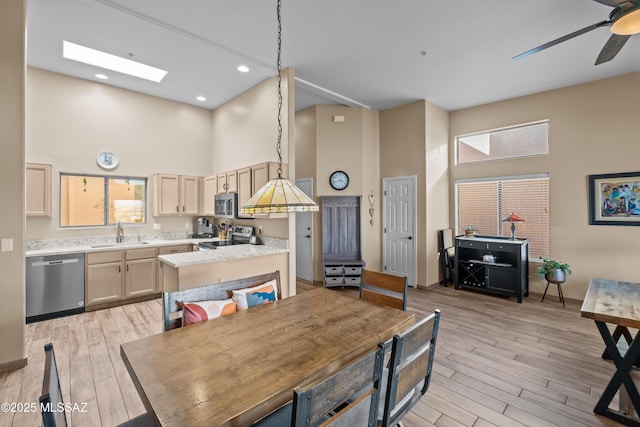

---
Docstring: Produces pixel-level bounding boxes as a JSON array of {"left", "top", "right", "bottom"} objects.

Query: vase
[{"left": 545, "top": 269, "right": 566, "bottom": 284}]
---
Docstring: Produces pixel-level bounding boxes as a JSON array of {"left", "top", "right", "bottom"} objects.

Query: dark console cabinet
[{"left": 454, "top": 236, "right": 529, "bottom": 303}]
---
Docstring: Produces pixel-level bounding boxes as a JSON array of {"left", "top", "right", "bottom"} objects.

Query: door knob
[{"left": 305, "top": 235, "right": 311, "bottom": 238}]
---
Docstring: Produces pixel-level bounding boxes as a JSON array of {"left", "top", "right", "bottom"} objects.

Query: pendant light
[{"left": 240, "top": 0, "right": 319, "bottom": 215}]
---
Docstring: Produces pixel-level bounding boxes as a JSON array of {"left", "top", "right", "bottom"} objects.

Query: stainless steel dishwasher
[{"left": 26, "top": 253, "right": 85, "bottom": 323}]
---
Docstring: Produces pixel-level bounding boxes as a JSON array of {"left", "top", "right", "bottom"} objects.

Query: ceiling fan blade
[
  {"left": 595, "top": 33, "right": 631, "bottom": 64},
  {"left": 592, "top": 0, "right": 629, "bottom": 7},
  {"left": 513, "top": 20, "right": 610, "bottom": 61}
]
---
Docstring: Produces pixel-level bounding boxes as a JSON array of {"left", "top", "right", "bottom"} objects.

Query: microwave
[{"left": 214, "top": 193, "right": 238, "bottom": 219}]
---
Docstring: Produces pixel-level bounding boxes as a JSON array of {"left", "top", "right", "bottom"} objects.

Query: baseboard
[
  {"left": 0, "top": 357, "right": 27, "bottom": 374},
  {"left": 85, "top": 292, "right": 161, "bottom": 312}
]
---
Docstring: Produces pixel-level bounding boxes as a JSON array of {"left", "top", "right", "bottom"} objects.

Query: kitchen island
[{"left": 158, "top": 244, "right": 290, "bottom": 296}]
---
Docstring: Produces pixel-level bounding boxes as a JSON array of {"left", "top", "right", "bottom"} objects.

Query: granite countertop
[
  {"left": 158, "top": 244, "right": 289, "bottom": 268},
  {"left": 25, "top": 238, "right": 212, "bottom": 257}
]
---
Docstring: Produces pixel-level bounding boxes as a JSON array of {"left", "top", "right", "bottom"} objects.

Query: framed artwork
[{"left": 589, "top": 172, "right": 640, "bottom": 225}]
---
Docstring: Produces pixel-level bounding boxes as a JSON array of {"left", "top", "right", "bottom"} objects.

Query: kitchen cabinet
[
  {"left": 251, "top": 162, "right": 288, "bottom": 193},
  {"left": 237, "top": 167, "right": 252, "bottom": 218},
  {"left": 181, "top": 175, "right": 200, "bottom": 215},
  {"left": 125, "top": 247, "right": 158, "bottom": 297},
  {"left": 217, "top": 171, "right": 238, "bottom": 194},
  {"left": 86, "top": 251, "right": 124, "bottom": 306},
  {"left": 246, "top": 162, "right": 289, "bottom": 218},
  {"left": 152, "top": 174, "right": 200, "bottom": 216},
  {"left": 454, "top": 236, "right": 529, "bottom": 303},
  {"left": 202, "top": 175, "right": 217, "bottom": 215},
  {"left": 158, "top": 244, "right": 193, "bottom": 292},
  {"left": 86, "top": 247, "right": 161, "bottom": 308},
  {"left": 26, "top": 163, "right": 52, "bottom": 217}
]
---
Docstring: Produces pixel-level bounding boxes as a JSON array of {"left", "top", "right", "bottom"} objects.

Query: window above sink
[{"left": 60, "top": 173, "right": 147, "bottom": 228}]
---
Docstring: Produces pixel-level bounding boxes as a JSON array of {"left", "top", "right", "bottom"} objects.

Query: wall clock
[
  {"left": 329, "top": 170, "right": 349, "bottom": 191},
  {"left": 97, "top": 151, "right": 119, "bottom": 169}
]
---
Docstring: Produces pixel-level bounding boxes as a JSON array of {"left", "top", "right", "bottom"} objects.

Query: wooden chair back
[
  {"left": 292, "top": 347, "right": 384, "bottom": 427},
  {"left": 40, "top": 343, "right": 68, "bottom": 427},
  {"left": 162, "top": 270, "right": 281, "bottom": 331},
  {"left": 360, "top": 269, "right": 408, "bottom": 311},
  {"left": 379, "top": 310, "right": 441, "bottom": 427}
]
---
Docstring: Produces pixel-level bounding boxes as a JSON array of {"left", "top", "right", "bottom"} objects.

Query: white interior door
[
  {"left": 383, "top": 176, "right": 417, "bottom": 287},
  {"left": 295, "top": 178, "right": 314, "bottom": 282}
]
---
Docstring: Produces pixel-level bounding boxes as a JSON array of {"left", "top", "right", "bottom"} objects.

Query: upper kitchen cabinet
[
  {"left": 202, "top": 175, "right": 218, "bottom": 215},
  {"left": 217, "top": 171, "right": 238, "bottom": 194},
  {"left": 237, "top": 167, "right": 252, "bottom": 218},
  {"left": 152, "top": 174, "right": 200, "bottom": 216},
  {"left": 26, "top": 163, "right": 52, "bottom": 217},
  {"left": 252, "top": 162, "right": 288, "bottom": 193}
]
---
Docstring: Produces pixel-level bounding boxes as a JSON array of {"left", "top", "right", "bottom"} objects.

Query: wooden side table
[{"left": 581, "top": 278, "right": 640, "bottom": 426}]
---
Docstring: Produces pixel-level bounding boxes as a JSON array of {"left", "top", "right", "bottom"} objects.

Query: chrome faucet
[{"left": 116, "top": 221, "right": 125, "bottom": 243}]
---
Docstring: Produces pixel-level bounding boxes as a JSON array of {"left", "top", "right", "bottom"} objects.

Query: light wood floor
[{"left": 0, "top": 282, "right": 629, "bottom": 427}]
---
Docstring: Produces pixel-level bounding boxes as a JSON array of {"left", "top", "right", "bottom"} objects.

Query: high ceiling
[{"left": 27, "top": 0, "right": 640, "bottom": 112}]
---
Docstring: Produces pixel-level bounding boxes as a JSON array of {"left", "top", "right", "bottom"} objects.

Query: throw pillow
[
  {"left": 232, "top": 279, "right": 278, "bottom": 310},
  {"left": 182, "top": 298, "right": 237, "bottom": 326}
]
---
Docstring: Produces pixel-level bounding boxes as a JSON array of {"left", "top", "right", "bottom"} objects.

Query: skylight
[{"left": 63, "top": 41, "right": 168, "bottom": 83}]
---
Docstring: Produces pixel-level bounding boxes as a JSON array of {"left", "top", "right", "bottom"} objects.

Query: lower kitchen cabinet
[
  {"left": 86, "top": 251, "right": 123, "bottom": 306},
  {"left": 86, "top": 247, "right": 163, "bottom": 308},
  {"left": 125, "top": 248, "right": 158, "bottom": 297},
  {"left": 158, "top": 244, "right": 194, "bottom": 292}
]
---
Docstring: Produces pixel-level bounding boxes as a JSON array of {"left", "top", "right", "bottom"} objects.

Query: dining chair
[
  {"left": 292, "top": 346, "right": 384, "bottom": 426},
  {"left": 40, "top": 343, "right": 67, "bottom": 427},
  {"left": 360, "top": 269, "right": 408, "bottom": 311},
  {"left": 40, "top": 343, "right": 153, "bottom": 427},
  {"left": 437, "top": 228, "right": 454, "bottom": 286},
  {"left": 254, "top": 347, "right": 384, "bottom": 427},
  {"left": 379, "top": 309, "right": 441, "bottom": 427}
]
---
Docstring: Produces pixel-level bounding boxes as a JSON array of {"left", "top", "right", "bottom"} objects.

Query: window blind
[{"left": 456, "top": 176, "right": 549, "bottom": 258}]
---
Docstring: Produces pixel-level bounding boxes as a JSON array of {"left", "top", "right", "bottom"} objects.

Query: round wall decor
[
  {"left": 97, "top": 151, "right": 119, "bottom": 169},
  {"left": 329, "top": 170, "right": 349, "bottom": 191}
]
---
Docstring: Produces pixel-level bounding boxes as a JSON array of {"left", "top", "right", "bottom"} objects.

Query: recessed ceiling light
[
  {"left": 63, "top": 41, "right": 168, "bottom": 83},
  {"left": 237, "top": 65, "right": 250, "bottom": 73},
  {"left": 95, "top": 74, "right": 108, "bottom": 80},
  {"left": 196, "top": 96, "right": 207, "bottom": 102}
]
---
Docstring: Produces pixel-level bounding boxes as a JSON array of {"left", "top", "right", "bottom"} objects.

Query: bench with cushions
[{"left": 162, "top": 270, "right": 281, "bottom": 331}]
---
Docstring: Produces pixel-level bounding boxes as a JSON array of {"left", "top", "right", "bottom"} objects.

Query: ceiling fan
[{"left": 513, "top": 0, "right": 640, "bottom": 65}]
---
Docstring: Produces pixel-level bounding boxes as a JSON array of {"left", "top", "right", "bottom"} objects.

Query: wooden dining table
[
  {"left": 120, "top": 287, "right": 415, "bottom": 426},
  {"left": 580, "top": 277, "right": 640, "bottom": 426}
]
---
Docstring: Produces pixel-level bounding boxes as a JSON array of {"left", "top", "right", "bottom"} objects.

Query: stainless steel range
[{"left": 198, "top": 226, "right": 254, "bottom": 250}]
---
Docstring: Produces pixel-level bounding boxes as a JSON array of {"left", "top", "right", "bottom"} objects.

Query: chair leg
[
  {"left": 557, "top": 283, "right": 565, "bottom": 308},
  {"left": 542, "top": 282, "right": 550, "bottom": 303}
]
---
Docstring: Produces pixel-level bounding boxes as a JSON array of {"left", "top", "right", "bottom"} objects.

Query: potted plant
[{"left": 538, "top": 258, "right": 571, "bottom": 284}]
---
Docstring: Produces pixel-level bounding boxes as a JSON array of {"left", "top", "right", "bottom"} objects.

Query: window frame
[
  {"left": 455, "top": 120, "right": 550, "bottom": 165},
  {"left": 455, "top": 173, "right": 549, "bottom": 259},
  {"left": 59, "top": 172, "right": 147, "bottom": 228}
]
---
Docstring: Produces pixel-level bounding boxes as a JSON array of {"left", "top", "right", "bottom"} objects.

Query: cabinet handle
[
  {"left": 176, "top": 206, "right": 179, "bottom": 213},
  {"left": 118, "top": 265, "right": 121, "bottom": 273},
  {"left": 126, "top": 265, "right": 129, "bottom": 272},
  {"left": 182, "top": 206, "right": 185, "bottom": 212}
]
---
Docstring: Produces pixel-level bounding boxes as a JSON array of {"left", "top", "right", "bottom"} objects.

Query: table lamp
[{"left": 502, "top": 213, "right": 524, "bottom": 240}]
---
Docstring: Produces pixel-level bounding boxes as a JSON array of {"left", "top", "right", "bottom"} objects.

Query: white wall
[
  {"left": 0, "top": 0, "right": 26, "bottom": 368},
  {"left": 450, "top": 71, "right": 640, "bottom": 300},
  {"left": 26, "top": 67, "right": 213, "bottom": 239}
]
